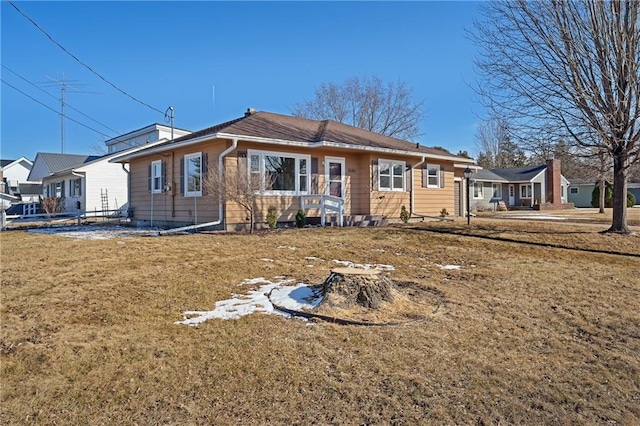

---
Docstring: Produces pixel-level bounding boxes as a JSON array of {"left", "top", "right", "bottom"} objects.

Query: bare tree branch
[
  {"left": 473, "top": 0, "right": 640, "bottom": 232},
  {"left": 291, "top": 75, "right": 425, "bottom": 141}
]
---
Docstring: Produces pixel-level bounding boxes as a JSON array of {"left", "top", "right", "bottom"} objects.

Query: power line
[
  {"left": 2, "top": 64, "right": 119, "bottom": 135},
  {"left": 7, "top": 0, "right": 165, "bottom": 115},
  {"left": 1, "top": 78, "right": 113, "bottom": 138}
]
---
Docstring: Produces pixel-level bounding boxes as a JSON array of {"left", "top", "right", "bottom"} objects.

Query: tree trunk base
[{"left": 320, "top": 267, "right": 395, "bottom": 309}]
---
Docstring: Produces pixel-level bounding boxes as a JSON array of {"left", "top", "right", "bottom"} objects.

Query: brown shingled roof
[{"left": 129, "top": 110, "right": 465, "bottom": 160}]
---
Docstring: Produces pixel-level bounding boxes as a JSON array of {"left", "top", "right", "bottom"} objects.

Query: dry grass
[{"left": 1, "top": 220, "right": 639, "bottom": 424}]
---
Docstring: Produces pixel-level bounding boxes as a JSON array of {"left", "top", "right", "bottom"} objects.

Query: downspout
[
  {"left": 410, "top": 156, "right": 427, "bottom": 217},
  {"left": 218, "top": 138, "right": 239, "bottom": 228},
  {"left": 121, "top": 163, "right": 130, "bottom": 219}
]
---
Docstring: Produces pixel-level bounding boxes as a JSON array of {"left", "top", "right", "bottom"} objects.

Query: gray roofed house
[
  {"left": 27, "top": 153, "right": 101, "bottom": 182},
  {"left": 470, "top": 160, "right": 572, "bottom": 211}
]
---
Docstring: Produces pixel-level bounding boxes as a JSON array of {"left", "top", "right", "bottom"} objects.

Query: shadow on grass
[{"left": 405, "top": 226, "right": 640, "bottom": 258}]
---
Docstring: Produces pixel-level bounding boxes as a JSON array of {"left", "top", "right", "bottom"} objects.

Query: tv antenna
[{"left": 43, "top": 73, "right": 101, "bottom": 153}]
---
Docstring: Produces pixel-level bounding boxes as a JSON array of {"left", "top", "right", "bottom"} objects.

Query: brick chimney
[{"left": 545, "top": 159, "right": 562, "bottom": 205}]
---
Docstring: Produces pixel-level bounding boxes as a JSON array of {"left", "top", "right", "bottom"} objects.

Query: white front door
[
  {"left": 325, "top": 157, "right": 345, "bottom": 198},
  {"left": 508, "top": 184, "right": 515, "bottom": 206}
]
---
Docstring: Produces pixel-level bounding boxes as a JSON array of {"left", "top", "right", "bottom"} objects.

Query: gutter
[
  {"left": 112, "top": 131, "right": 474, "bottom": 165},
  {"left": 410, "top": 156, "right": 427, "bottom": 217}
]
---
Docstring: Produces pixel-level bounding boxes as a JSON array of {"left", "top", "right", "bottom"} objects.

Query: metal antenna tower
[{"left": 44, "top": 74, "right": 99, "bottom": 153}]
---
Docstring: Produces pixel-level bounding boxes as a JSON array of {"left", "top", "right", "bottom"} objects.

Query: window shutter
[
  {"left": 201, "top": 153, "right": 208, "bottom": 195},
  {"left": 422, "top": 165, "right": 428, "bottom": 188},
  {"left": 161, "top": 160, "right": 167, "bottom": 190},
  {"left": 311, "top": 157, "right": 319, "bottom": 194},
  {"left": 440, "top": 169, "right": 445, "bottom": 188},
  {"left": 61, "top": 181, "right": 65, "bottom": 198},
  {"left": 179, "top": 156, "right": 185, "bottom": 195},
  {"left": 371, "top": 160, "right": 379, "bottom": 191},
  {"left": 148, "top": 163, "right": 152, "bottom": 192},
  {"left": 405, "top": 166, "right": 411, "bottom": 192}
]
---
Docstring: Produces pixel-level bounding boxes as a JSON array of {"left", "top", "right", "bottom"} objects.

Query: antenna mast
[{"left": 165, "top": 106, "right": 174, "bottom": 141}]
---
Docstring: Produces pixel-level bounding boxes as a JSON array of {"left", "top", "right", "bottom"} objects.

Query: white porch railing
[{"left": 300, "top": 194, "right": 345, "bottom": 227}]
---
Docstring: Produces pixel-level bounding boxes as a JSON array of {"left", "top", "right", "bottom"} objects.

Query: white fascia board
[
  {"left": 111, "top": 131, "right": 471, "bottom": 164},
  {"left": 103, "top": 124, "right": 184, "bottom": 146},
  {"left": 216, "top": 132, "right": 471, "bottom": 163},
  {"left": 108, "top": 139, "right": 177, "bottom": 163},
  {"left": 454, "top": 163, "right": 481, "bottom": 169},
  {"left": 473, "top": 178, "right": 508, "bottom": 183}
]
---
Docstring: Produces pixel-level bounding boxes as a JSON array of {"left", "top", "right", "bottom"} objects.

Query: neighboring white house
[
  {"left": 105, "top": 123, "right": 191, "bottom": 154},
  {"left": 1, "top": 157, "right": 41, "bottom": 202},
  {"left": 26, "top": 124, "right": 190, "bottom": 215}
]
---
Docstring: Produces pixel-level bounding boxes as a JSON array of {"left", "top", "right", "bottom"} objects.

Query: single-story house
[
  {"left": 469, "top": 160, "right": 572, "bottom": 211},
  {"left": 112, "top": 109, "right": 475, "bottom": 230},
  {"left": 568, "top": 180, "right": 640, "bottom": 207},
  {"left": 567, "top": 179, "right": 598, "bottom": 208}
]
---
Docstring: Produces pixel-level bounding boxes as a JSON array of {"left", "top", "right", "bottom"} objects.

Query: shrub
[
  {"left": 627, "top": 191, "right": 636, "bottom": 207},
  {"left": 266, "top": 206, "right": 278, "bottom": 229},
  {"left": 42, "top": 197, "right": 65, "bottom": 216},
  {"left": 592, "top": 182, "right": 636, "bottom": 208},
  {"left": 400, "top": 206, "right": 410, "bottom": 223},
  {"left": 591, "top": 182, "right": 613, "bottom": 208},
  {"left": 295, "top": 209, "right": 306, "bottom": 228},
  {"left": 439, "top": 208, "right": 449, "bottom": 218}
]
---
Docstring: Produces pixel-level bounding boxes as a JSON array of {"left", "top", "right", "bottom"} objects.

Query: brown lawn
[{"left": 1, "top": 219, "right": 639, "bottom": 424}]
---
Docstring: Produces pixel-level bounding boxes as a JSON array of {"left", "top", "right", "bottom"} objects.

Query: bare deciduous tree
[
  {"left": 203, "top": 161, "right": 262, "bottom": 233},
  {"left": 474, "top": 0, "right": 640, "bottom": 233},
  {"left": 291, "top": 75, "right": 425, "bottom": 141},
  {"left": 475, "top": 117, "right": 527, "bottom": 168}
]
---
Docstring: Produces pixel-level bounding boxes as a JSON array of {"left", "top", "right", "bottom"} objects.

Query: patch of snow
[
  {"left": 260, "top": 258, "right": 274, "bottom": 262},
  {"left": 277, "top": 245, "right": 297, "bottom": 250},
  {"left": 332, "top": 259, "right": 395, "bottom": 271},
  {"left": 436, "top": 264, "right": 462, "bottom": 270},
  {"left": 28, "top": 225, "right": 156, "bottom": 240},
  {"left": 239, "top": 277, "right": 269, "bottom": 286},
  {"left": 304, "top": 256, "right": 324, "bottom": 261},
  {"left": 176, "top": 278, "right": 323, "bottom": 326}
]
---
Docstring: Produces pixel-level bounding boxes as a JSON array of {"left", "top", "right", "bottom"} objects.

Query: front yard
[{"left": 1, "top": 220, "right": 639, "bottom": 424}]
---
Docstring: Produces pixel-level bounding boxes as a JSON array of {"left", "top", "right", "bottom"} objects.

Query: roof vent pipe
[{"left": 245, "top": 108, "right": 256, "bottom": 117}]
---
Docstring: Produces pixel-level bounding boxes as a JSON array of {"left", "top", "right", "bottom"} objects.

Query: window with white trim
[
  {"left": 184, "top": 153, "right": 202, "bottom": 196},
  {"left": 492, "top": 183, "right": 502, "bottom": 198},
  {"left": 426, "top": 164, "right": 440, "bottom": 188},
  {"left": 70, "top": 178, "right": 82, "bottom": 197},
  {"left": 248, "top": 150, "right": 310, "bottom": 195},
  {"left": 570, "top": 187, "right": 579, "bottom": 194},
  {"left": 151, "top": 160, "right": 163, "bottom": 193},
  {"left": 520, "top": 184, "right": 532, "bottom": 198},
  {"left": 379, "top": 159, "right": 405, "bottom": 191},
  {"left": 473, "top": 182, "right": 483, "bottom": 199}
]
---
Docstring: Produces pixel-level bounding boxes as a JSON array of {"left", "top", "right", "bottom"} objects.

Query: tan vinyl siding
[
  {"left": 128, "top": 137, "right": 465, "bottom": 227},
  {"left": 129, "top": 142, "right": 227, "bottom": 224},
  {"left": 412, "top": 162, "right": 455, "bottom": 215}
]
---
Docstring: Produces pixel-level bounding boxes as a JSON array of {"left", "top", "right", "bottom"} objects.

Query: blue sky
[{"left": 1, "top": 1, "right": 484, "bottom": 161}]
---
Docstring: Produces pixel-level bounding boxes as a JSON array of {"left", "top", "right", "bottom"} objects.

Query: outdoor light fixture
[{"left": 463, "top": 167, "right": 472, "bottom": 226}]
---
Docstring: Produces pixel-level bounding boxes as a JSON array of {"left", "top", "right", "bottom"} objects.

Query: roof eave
[{"left": 111, "top": 131, "right": 473, "bottom": 164}]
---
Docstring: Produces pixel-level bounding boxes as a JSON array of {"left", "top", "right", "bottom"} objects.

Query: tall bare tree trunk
[
  {"left": 609, "top": 154, "right": 629, "bottom": 233},
  {"left": 598, "top": 180, "right": 605, "bottom": 214}
]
